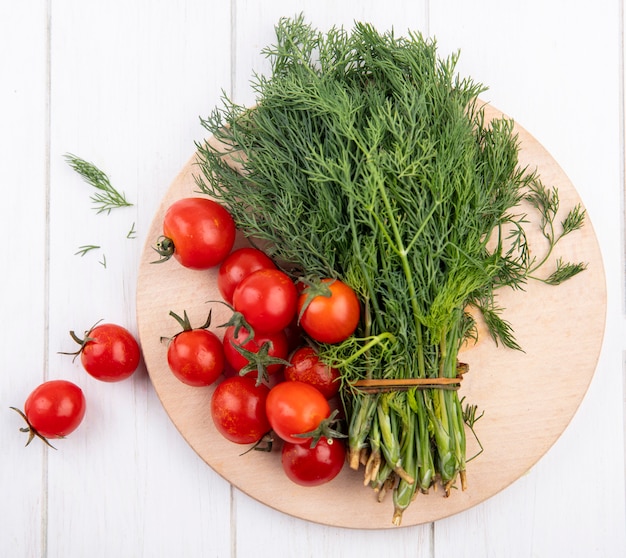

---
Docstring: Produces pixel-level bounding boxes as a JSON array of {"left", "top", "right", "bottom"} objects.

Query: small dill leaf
[
  {"left": 74, "top": 244, "right": 100, "bottom": 257},
  {"left": 539, "top": 258, "right": 587, "bottom": 286},
  {"left": 478, "top": 302, "right": 523, "bottom": 352},
  {"left": 64, "top": 153, "right": 132, "bottom": 214},
  {"left": 127, "top": 222, "right": 137, "bottom": 239},
  {"left": 561, "top": 205, "right": 586, "bottom": 236}
]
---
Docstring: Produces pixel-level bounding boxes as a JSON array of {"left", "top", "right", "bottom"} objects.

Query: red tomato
[
  {"left": 67, "top": 322, "right": 141, "bottom": 382},
  {"left": 167, "top": 329, "right": 224, "bottom": 387},
  {"left": 298, "top": 278, "right": 360, "bottom": 344},
  {"left": 166, "top": 310, "right": 224, "bottom": 387},
  {"left": 222, "top": 325, "right": 288, "bottom": 381},
  {"left": 232, "top": 269, "right": 297, "bottom": 334},
  {"left": 217, "top": 247, "right": 276, "bottom": 304},
  {"left": 155, "top": 197, "right": 236, "bottom": 270},
  {"left": 284, "top": 347, "right": 341, "bottom": 399},
  {"left": 211, "top": 376, "right": 271, "bottom": 444},
  {"left": 11, "top": 380, "right": 86, "bottom": 447},
  {"left": 265, "top": 381, "right": 330, "bottom": 445},
  {"left": 281, "top": 437, "right": 346, "bottom": 486}
]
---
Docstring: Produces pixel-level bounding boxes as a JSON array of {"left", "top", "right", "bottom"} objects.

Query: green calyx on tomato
[
  {"left": 220, "top": 314, "right": 290, "bottom": 386},
  {"left": 231, "top": 339, "right": 291, "bottom": 386},
  {"left": 152, "top": 235, "right": 176, "bottom": 263},
  {"left": 291, "top": 408, "right": 346, "bottom": 448},
  {"left": 166, "top": 309, "right": 213, "bottom": 336},
  {"left": 60, "top": 320, "right": 141, "bottom": 382},
  {"left": 10, "top": 406, "right": 59, "bottom": 449},
  {"left": 218, "top": 309, "right": 255, "bottom": 344},
  {"left": 11, "top": 380, "right": 87, "bottom": 449},
  {"left": 60, "top": 319, "right": 105, "bottom": 361},
  {"left": 296, "top": 276, "right": 335, "bottom": 319}
]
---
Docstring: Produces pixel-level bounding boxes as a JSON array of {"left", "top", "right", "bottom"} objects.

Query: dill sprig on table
[
  {"left": 195, "top": 16, "right": 586, "bottom": 525},
  {"left": 64, "top": 153, "right": 132, "bottom": 214}
]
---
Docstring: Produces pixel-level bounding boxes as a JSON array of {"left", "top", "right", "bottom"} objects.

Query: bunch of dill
[{"left": 195, "top": 16, "right": 585, "bottom": 524}]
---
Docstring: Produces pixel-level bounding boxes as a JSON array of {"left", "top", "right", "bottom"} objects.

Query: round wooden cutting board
[{"left": 136, "top": 103, "right": 606, "bottom": 529}]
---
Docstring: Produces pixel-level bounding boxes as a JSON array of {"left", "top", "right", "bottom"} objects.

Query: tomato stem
[
  {"left": 151, "top": 236, "right": 175, "bottom": 264},
  {"left": 58, "top": 319, "right": 103, "bottom": 361},
  {"left": 218, "top": 311, "right": 255, "bottom": 343},
  {"left": 239, "top": 432, "right": 274, "bottom": 455},
  {"left": 233, "top": 340, "right": 290, "bottom": 386},
  {"left": 169, "top": 309, "right": 213, "bottom": 333},
  {"left": 293, "top": 409, "right": 347, "bottom": 448},
  {"left": 296, "top": 276, "right": 334, "bottom": 323},
  {"left": 9, "top": 407, "right": 58, "bottom": 450}
]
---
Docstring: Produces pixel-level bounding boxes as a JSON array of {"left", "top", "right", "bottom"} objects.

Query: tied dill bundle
[{"left": 196, "top": 16, "right": 585, "bottom": 524}]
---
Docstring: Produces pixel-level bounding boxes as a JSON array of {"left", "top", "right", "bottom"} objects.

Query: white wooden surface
[{"left": 1, "top": 1, "right": 624, "bottom": 557}]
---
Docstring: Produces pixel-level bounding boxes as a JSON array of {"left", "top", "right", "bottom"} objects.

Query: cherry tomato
[
  {"left": 155, "top": 197, "right": 236, "bottom": 270},
  {"left": 233, "top": 268, "right": 297, "bottom": 334},
  {"left": 11, "top": 380, "right": 86, "bottom": 447},
  {"left": 165, "top": 310, "right": 224, "bottom": 387},
  {"left": 281, "top": 437, "right": 346, "bottom": 486},
  {"left": 217, "top": 247, "right": 276, "bottom": 304},
  {"left": 298, "top": 278, "right": 360, "bottom": 344},
  {"left": 211, "top": 376, "right": 271, "bottom": 444},
  {"left": 265, "top": 381, "right": 330, "bottom": 445},
  {"left": 284, "top": 346, "right": 340, "bottom": 399},
  {"left": 222, "top": 325, "right": 289, "bottom": 381},
  {"left": 167, "top": 331, "right": 224, "bottom": 387},
  {"left": 67, "top": 322, "right": 141, "bottom": 382}
]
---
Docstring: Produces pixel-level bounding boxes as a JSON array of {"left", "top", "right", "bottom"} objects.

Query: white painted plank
[
  {"left": 429, "top": 1, "right": 626, "bottom": 556},
  {"left": 234, "top": 490, "right": 433, "bottom": 558},
  {"left": 0, "top": 3, "right": 48, "bottom": 557},
  {"left": 45, "top": 2, "right": 233, "bottom": 556}
]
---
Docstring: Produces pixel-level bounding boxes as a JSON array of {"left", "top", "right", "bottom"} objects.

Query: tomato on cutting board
[
  {"left": 284, "top": 346, "right": 340, "bottom": 399},
  {"left": 297, "top": 278, "right": 360, "bottom": 344},
  {"left": 165, "top": 310, "right": 224, "bottom": 387},
  {"left": 222, "top": 325, "right": 289, "bottom": 383},
  {"left": 265, "top": 380, "right": 331, "bottom": 445},
  {"left": 232, "top": 268, "right": 298, "bottom": 334},
  {"left": 217, "top": 247, "right": 276, "bottom": 304},
  {"left": 211, "top": 375, "right": 271, "bottom": 444},
  {"left": 154, "top": 197, "right": 236, "bottom": 270},
  {"left": 281, "top": 436, "right": 346, "bottom": 486}
]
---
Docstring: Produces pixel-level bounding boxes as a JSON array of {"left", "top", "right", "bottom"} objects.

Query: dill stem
[
  {"left": 527, "top": 230, "right": 560, "bottom": 275},
  {"left": 373, "top": 166, "right": 423, "bottom": 362},
  {"left": 347, "top": 195, "right": 385, "bottom": 335},
  {"left": 392, "top": 410, "right": 417, "bottom": 526}
]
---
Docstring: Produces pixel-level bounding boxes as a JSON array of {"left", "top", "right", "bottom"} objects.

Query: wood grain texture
[{"left": 136, "top": 102, "right": 606, "bottom": 529}]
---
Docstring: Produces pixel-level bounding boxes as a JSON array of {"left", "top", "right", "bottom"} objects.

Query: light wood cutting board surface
[{"left": 136, "top": 103, "right": 606, "bottom": 529}]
